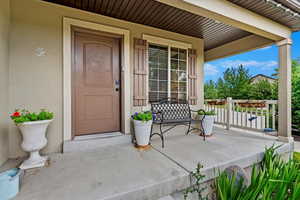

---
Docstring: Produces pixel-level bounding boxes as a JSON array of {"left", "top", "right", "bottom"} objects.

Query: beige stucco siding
[
  {"left": 0, "top": 0, "right": 10, "bottom": 165},
  {"left": 8, "top": 0, "right": 204, "bottom": 158}
]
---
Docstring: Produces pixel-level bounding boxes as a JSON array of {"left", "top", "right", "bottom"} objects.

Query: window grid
[
  {"left": 148, "top": 45, "right": 168, "bottom": 103},
  {"left": 148, "top": 45, "right": 187, "bottom": 103},
  {"left": 170, "top": 47, "right": 187, "bottom": 102}
]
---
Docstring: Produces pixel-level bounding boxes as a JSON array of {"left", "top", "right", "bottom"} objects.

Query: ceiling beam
[
  {"left": 204, "top": 35, "right": 274, "bottom": 62},
  {"left": 155, "top": 0, "right": 292, "bottom": 41}
]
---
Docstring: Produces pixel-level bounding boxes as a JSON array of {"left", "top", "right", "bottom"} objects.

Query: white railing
[{"left": 204, "top": 98, "right": 278, "bottom": 132}]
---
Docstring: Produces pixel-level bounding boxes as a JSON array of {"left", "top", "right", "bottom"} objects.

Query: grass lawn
[{"left": 294, "top": 152, "right": 300, "bottom": 163}]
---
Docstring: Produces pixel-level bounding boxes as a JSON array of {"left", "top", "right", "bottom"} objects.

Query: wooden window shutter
[
  {"left": 188, "top": 49, "right": 197, "bottom": 105},
  {"left": 133, "top": 38, "right": 148, "bottom": 106}
]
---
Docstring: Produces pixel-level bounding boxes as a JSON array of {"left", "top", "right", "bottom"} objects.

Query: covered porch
[
  {"left": 0, "top": 0, "right": 296, "bottom": 163},
  {"left": 4, "top": 127, "right": 292, "bottom": 200},
  {"left": 0, "top": 0, "right": 299, "bottom": 199}
]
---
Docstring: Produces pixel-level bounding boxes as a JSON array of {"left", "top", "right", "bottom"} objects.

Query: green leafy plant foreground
[
  {"left": 132, "top": 111, "right": 152, "bottom": 122},
  {"left": 11, "top": 109, "right": 54, "bottom": 124},
  {"left": 216, "top": 146, "right": 300, "bottom": 200},
  {"left": 184, "top": 163, "right": 208, "bottom": 200},
  {"left": 294, "top": 152, "right": 300, "bottom": 164}
]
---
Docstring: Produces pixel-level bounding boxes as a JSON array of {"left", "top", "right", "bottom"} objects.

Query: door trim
[{"left": 63, "top": 17, "right": 130, "bottom": 142}]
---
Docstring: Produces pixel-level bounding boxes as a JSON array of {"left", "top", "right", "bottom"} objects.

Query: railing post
[{"left": 226, "top": 97, "right": 232, "bottom": 130}]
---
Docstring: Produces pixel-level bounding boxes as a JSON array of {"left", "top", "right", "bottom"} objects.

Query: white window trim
[
  {"left": 143, "top": 34, "right": 191, "bottom": 103},
  {"left": 143, "top": 34, "right": 192, "bottom": 49}
]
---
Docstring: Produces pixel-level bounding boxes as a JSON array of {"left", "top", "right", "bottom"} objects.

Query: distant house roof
[{"left": 250, "top": 74, "right": 277, "bottom": 83}]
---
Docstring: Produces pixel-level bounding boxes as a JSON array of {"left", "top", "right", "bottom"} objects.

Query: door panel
[{"left": 73, "top": 31, "right": 120, "bottom": 136}]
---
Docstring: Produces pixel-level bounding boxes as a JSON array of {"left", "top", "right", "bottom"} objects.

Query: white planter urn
[
  {"left": 199, "top": 115, "right": 215, "bottom": 136},
  {"left": 17, "top": 120, "right": 52, "bottom": 169},
  {"left": 133, "top": 120, "right": 152, "bottom": 147}
]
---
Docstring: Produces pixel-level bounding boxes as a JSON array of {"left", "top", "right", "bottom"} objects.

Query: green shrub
[
  {"left": 198, "top": 110, "right": 216, "bottom": 116},
  {"left": 216, "top": 145, "right": 300, "bottom": 200},
  {"left": 294, "top": 152, "right": 300, "bottom": 164},
  {"left": 132, "top": 111, "right": 152, "bottom": 122},
  {"left": 10, "top": 109, "right": 54, "bottom": 124}
]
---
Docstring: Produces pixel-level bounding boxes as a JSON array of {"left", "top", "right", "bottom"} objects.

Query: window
[
  {"left": 148, "top": 44, "right": 187, "bottom": 103},
  {"left": 171, "top": 47, "right": 187, "bottom": 101},
  {"left": 149, "top": 45, "right": 168, "bottom": 102}
]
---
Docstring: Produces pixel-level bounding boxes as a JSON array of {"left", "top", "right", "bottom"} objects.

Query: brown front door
[{"left": 73, "top": 30, "right": 120, "bottom": 136}]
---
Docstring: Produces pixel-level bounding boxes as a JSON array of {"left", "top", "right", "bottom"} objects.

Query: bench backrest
[{"left": 151, "top": 99, "right": 191, "bottom": 122}]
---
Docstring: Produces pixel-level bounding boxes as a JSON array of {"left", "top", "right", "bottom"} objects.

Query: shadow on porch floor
[{"left": 10, "top": 126, "right": 292, "bottom": 200}]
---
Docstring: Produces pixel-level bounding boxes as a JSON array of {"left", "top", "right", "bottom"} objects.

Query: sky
[{"left": 204, "top": 31, "right": 300, "bottom": 82}]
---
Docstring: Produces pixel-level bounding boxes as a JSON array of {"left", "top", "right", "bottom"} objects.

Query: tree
[
  {"left": 249, "top": 80, "right": 277, "bottom": 100},
  {"left": 216, "top": 65, "right": 251, "bottom": 99},
  {"left": 291, "top": 60, "right": 300, "bottom": 129},
  {"left": 204, "top": 80, "right": 218, "bottom": 99},
  {"left": 272, "top": 59, "right": 300, "bottom": 129}
]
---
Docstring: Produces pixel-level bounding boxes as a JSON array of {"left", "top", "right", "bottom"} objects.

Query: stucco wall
[
  {"left": 0, "top": 0, "right": 10, "bottom": 165},
  {"left": 9, "top": 0, "right": 204, "bottom": 158}
]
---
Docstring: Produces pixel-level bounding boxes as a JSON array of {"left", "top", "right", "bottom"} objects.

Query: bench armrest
[{"left": 190, "top": 109, "right": 206, "bottom": 121}]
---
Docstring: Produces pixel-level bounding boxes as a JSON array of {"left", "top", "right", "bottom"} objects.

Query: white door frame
[{"left": 63, "top": 17, "right": 131, "bottom": 142}]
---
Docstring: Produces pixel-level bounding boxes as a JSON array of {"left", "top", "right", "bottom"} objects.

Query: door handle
[{"left": 115, "top": 80, "right": 120, "bottom": 92}]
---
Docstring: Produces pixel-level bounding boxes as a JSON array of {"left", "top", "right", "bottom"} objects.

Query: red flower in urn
[{"left": 12, "top": 112, "right": 21, "bottom": 118}]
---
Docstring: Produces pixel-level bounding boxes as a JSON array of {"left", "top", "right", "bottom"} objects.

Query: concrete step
[{"left": 63, "top": 133, "right": 132, "bottom": 153}]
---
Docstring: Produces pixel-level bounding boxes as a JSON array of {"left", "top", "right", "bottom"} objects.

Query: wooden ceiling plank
[
  {"left": 146, "top": 4, "right": 169, "bottom": 26},
  {"left": 100, "top": 0, "right": 109, "bottom": 15},
  {"left": 110, "top": 0, "right": 125, "bottom": 17},
  {"left": 94, "top": 0, "right": 103, "bottom": 13},
  {"left": 146, "top": 3, "right": 175, "bottom": 28},
  {"left": 177, "top": 15, "right": 205, "bottom": 37},
  {"left": 74, "top": 0, "right": 81, "bottom": 8},
  {"left": 124, "top": 0, "right": 142, "bottom": 21},
  {"left": 165, "top": 11, "right": 194, "bottom": 32},
  {"left": 105, "top": 0, "right": 116, "bottom": 16},
  {"left": 87, "top": 0, "right": 96, "bottom": 11},
  {"left": 158, "top": 7, "right": 182, "bottom": 28},
  {"left": 120, "top": 0, "right": 137, "bottom": 20},
  {"left": 141, "top": 2, "right": 162, "bottom": 25},
  {"left": 130, "top": 0, "right": 151, "bottom": 22},
  {"left": 138, "top": 1, "right": 157, "bottom": 24},
  {"left": 82, "top": 0, "right": 89, "bottom": 10}
]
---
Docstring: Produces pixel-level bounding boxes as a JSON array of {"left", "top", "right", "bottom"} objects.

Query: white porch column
[{"left": 277, "top": 39, "right": 293, "bottom": 143}]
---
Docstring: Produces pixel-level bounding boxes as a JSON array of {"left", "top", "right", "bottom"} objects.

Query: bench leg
[
  {"left": 150, "top": 124, "right": 165, "bottom": 148},
  {"left": 160, "top": 123, "right": 165, "bottom": 148},
  {"left": 186, "top": 122, "right": 191, "bottom": 135},
  {"left": 200, "top": 121, "right": 206, "bottom": 141}
]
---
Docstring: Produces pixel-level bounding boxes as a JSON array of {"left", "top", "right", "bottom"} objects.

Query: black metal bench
[{"left": 150, "top": 99, "right": 206, "bottom": 148}]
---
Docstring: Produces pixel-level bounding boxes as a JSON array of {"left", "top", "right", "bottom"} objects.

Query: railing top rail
[
  {"left": 204, "top": 99, "right": 278, "bottom": 104},
  {"left": 231, "top": 100, "right": 278, "bottom": 104}
]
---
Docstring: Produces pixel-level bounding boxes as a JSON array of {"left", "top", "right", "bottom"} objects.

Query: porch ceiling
[
  {"left": 229, "top": 0, "right": 300, "bottom": 31},
  {"left": 42, "top": 0, "right": 252, "bottom": 50}
]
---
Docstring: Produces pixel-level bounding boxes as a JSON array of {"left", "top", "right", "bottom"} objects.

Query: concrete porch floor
[{"left": 8, "top": 126, "right": 292, "bottom": 200}]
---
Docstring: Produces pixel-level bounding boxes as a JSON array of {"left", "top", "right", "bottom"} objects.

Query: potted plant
[
  {"left": 10, "top": 109, "right": 54, "bottom": 169},
  {"left": 132, "top": 111, "right": 153, "bottom": 148},
  {"left": 197, "top": 110, "right": 216, "bottom": 136}
]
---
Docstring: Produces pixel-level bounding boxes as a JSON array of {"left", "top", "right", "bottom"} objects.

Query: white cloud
[
  {"left": 220, "top": 60, "right": 277, "bottom": 69},
  {"left": 204, "top": 63, "right": 219, "bottom": 76}
]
